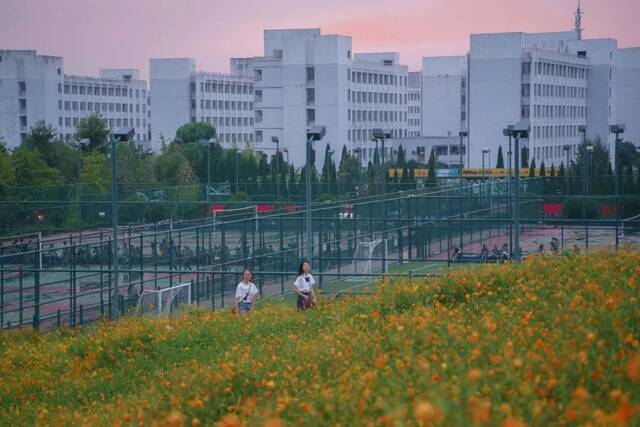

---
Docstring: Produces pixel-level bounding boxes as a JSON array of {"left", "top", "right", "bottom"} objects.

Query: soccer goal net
[
  {"left": 350, "top": 239, "right": 387, "bottom": 282},
  {"left": 136, "top": 282, "right": 192, "bottom": 317}
]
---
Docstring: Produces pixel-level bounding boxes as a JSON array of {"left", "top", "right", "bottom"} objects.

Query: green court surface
[{"left": 261, "top": 259, "right": 461, "bottom": 308}]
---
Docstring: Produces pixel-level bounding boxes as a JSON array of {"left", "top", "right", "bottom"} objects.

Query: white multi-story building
[
  {"left": 421, "top": 28, "right": 640, "bottom": 168},
  {"left": 421, "top": 56, "right": 468, "bottom": 140},
  {"left": 0, "top": 50, "right": 149, "bottom": 148},
  {"left": 249, "top": 29, "right": 412, "bottom": 169},
  {"left": 150, "top": 58, "right": 254, "bottom": 147},
  {"left": 408, "top": 71, "right": 421, "bottom": 137}
]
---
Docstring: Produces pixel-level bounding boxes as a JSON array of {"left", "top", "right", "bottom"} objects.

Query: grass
[{"left": 1, "top": 250, "right": 639, "bottom": 426}]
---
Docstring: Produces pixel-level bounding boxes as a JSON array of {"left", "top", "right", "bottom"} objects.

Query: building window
[
  {"left": 306, "top": 88, "right": 315, "bottom": 106},
  {"left": 306, "top": 67, "right": 315, "bottom": 84},
  {"left": 255, "top": 110, "right": 263, "bottom": 123},
  {"left": 255, "top": 130, "right": 263, "bottom": 143},
  {"left": 255, "top": 90, "right": 262, "bottom": 102},
  {"left": 306, "top": 109, "right": 315, "bottom": 126}
]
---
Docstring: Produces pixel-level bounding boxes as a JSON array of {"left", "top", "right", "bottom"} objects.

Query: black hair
[
  {"left": 242, "top": 268, "right": 253, "bottom": 280},
  {"left": 298, "top": 260, "right": 310, "bottom": 276}
]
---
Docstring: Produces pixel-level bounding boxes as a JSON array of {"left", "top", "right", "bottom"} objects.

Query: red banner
[
  {"left": 257, "top": 204, "right": 274, "bottom": 213},
  {"left": 209, "top": 204, "right": 225, "bottom": 213},
  {"left": 543, "top": 204, "right": 563, "bottom": 217}
]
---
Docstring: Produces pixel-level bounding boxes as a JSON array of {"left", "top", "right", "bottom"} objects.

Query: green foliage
[
  {"left": 426, "top": 149, "right": 437, "bottom": 186},
  {"left": 75, "top": 114, "right": 110, "bottom": 153},
  {"left": 11, "top": 148, "right": 64, "bottom": 188},
  {"left": 529, "top": 158, "right": 537, "bottom": 178},
  {"left": 175, "top": 121, "right": 216, "bottom": 144},
  {"left": 80, "top": 152, "right": 111, "bottom": 193}
]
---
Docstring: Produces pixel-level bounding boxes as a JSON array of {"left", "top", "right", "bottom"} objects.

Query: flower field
[{"left": 1, "top": 251, "right": 639, "bottom": 426}]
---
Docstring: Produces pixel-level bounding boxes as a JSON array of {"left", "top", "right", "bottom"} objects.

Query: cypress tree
[{"left": 496, "top": 146, "right": 505, "bottom": 169}]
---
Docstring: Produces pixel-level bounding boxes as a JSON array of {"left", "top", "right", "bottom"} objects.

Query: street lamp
[
  {"left": 372, "top": 128, "right": 392, "bottom": 273},
  {"left": 511, "top": 119, "right": 529, "bottom": 262},
  {"left": 199, "top": 137, "right": 219, "bottom": 201},
  {"left": 563, "top": 145, "right": 571, "bottom": 195},
  {"left": 503, "top": 126, "right": 514, "bottom": 255},
  {"left": 458, "top": 130, "right": 468, "bottom": 169},
  {"left": 481, "top": 148, "right": 490, "bottom": 193},
  {"left": 271, "top": 136, "right": 281, "bottom": 209},
  {"left": 74, "top": 138, "right": 90, "bottom": 225},
  {"left": 110, "top": 127, "right": 135, "bottom": 320},
  {"left": 305, "top": 126, "right": 326, "bottom": 264},
  {"left": 610, "top": 124, "right": 625, "bottom": 204}
]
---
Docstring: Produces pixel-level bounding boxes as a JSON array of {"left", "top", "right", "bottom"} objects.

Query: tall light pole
[
  {"left": 459, "top": 130, "right": 468, "bottom": 249},
  {"left": 372, "top": 128, "right": 392, "bottom": 273},
  {"left": 481, "top": 148, "right": 489, "bottom": 194},
  {"left": 503, "top": 126, "right": 514, "bottom": 255},
  {"left": 610, "top": 124, "right": 625, "bottom": 211},
  {"left": 271, "top": 136, "right": 281, "bottom": 209},
  {"left": 110, "top": 127, "right": 134, "bottom": 320},
  {"left": 74, "top": 138, "right": 90, "bottom": 226},
  {"left": 563, "top": 145, "right": 571, "bottom": 195},
  {"left": 235, "top": 148, "right": 240, "bottom": 192},
  {"left": 578, "top": 125, "right": 587, "bottom": 221},
  {"left": 306, "top": 127, "right": 326, "bottom": 264},
  {"left": 512, "top": 119, "right": 529, "bottom": 262},
  {"left": 199, "top": 137, "right": 218, "bottom": 202}
]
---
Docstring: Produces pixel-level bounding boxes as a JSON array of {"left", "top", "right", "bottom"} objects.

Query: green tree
[
  {"left": 539, "top": 161, "right": 546, "bottom": 177},
  {"left": 529, "top": 158, "right": 537, "bottom": 178},
  {"left": 396, "top": 144, "right": 406, "bottom": 168},
  {"left": 426, "top": 149, "right": 437, "bottom": 186},
  {"left": 175, "top": 122, "right": 216, "bottom": 144},
  {"left": 496, "top": 146, "right": 505, "bottom": 169},
  {"left": 80, "top": 152, "right": 111, "bottom": 193},
  {"left": 618, "top": 140, "right": 640, "bottom": 169},
  {"left": 76, "top": 114, "right": 110, "bottom": 153},
  {"left": 12, "top": 148, "right": 63, "bottom": 188}
]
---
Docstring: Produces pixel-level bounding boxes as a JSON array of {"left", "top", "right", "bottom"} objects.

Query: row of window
[
  {"left": 349, "top": 128, "right": 408, "bottom": 142},
  {"left": 62, "top": 133, "right": 148, "bottom": 142},
  {"left": 348, "top": 69, "right": 408, "bottom": 87},
  {"left": 408, "top": 106, "right": 420, "bottom": 114},
  {"left": 409, "top": 92, "right": 421, "bottom": 101},
  {"left": 199, "top": 116, "right": 254, "bottom": 127},
  {"left": 348, "top": 89, "right": 408, "bottom": 105},
  {"left": 194, "top": 99, "right": 253, "bottom": 111},
  {"left": 60, "top": 83, "right": 145, "bottom": 98},
  {"left": 59, "top": 116, "right": 146, "bottom": 129},
  {"left": 524, "top": 61, "right": 588, "bottom": 80},
  {"left": 349, "top": 109, "right": 408, "bottom": 123},
  {"left": 524, "top": 83, "right": 587, "bottom": 99},
  {"left": 534, "top": 144, "right": 578, "bottom": 162},
  {"left": 408, "top": 118, "right": 421, "bottom": 127},
  {"left": 529, "top": 104, "right": 586, "bottom": 119},
  {"left": 196, "top": 80, "right": 253, "bottom": 94},
  {"left": 59, "top": 100, "right": 146, "bottom": 114},
  {"left": 532, "top": 125, "right": 584, "bottom": 140}
]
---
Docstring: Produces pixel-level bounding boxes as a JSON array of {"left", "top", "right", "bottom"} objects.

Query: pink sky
[{"left": 1, "top": 0, "right": 639, "bottom": 80}]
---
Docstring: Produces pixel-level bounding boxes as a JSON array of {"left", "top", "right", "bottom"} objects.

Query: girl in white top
[
  {"left": 235, "top": 269, "right": 259, "bottom": 315},
  {"left": 293, "top": 260, "right": 316, "bottom": 311}
]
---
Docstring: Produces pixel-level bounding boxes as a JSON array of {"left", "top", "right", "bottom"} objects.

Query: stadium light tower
[
  {"left": 512, "top": 119, "right": 530, "bottom": 262},
  {"left": 610, "top": 124, "right": 625, "bottom": 204},
  {"left": 272, "top": 136, "right": 281, "bottom": 209},
  {"left": 502, "top": 126, "right": 514, "bottom": 255},
  {"left": 110, "top": 127, "right": 135, "bottom": 320},
  {"left": 305, "top": 126, "right": 326, "bottom": 264},
  {"left": 372, "top": 128, "right": 392, "bottom": 273},
  {"left": 199, "top": 137, "right": 218, "bottom": 201}
]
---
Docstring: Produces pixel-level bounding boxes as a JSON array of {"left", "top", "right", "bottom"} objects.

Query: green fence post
[{"left": 19, "top": 266, "right": 23, "bottom": 325}]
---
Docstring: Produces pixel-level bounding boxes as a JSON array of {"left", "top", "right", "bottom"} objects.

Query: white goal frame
[
  {"left": 136, "top": 282, "right": 192, "bottom": 316},
  {"left": 350, "top": 239, "right": 387, "bottom": 281}
]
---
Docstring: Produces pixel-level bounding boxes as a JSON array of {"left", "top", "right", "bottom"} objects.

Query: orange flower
[
  {"left": 501, "top": 417, "right": 526, "bottom": 427},
  {"left": 166, "top": 410, "right": 186, "bottom": 427},
  {"left": 263, "top": 418, "right": 284, "bottom": 427},
  {"left": 467, "top": 396, "right": 491, "bottom": 424},
  {"left": 413, "top": 400, "right": 443, "bottom": 425},
  {"left": 217, "top": 414, "right": 243, "bottom": 427},
  {"left": 625, "top": 353, "right": 640, "bottom": 384}
]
